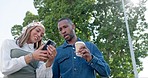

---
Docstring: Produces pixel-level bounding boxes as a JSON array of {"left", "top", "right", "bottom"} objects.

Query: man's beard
[{"left": 66, "top": 34, "right": 74, "bottom": 41}]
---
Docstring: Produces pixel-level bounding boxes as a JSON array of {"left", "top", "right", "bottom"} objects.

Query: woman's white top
[{"left": 0, "top": 39, "right": 52, "bottom": 78}]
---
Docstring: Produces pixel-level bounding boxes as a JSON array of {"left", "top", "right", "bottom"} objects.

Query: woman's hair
[{"left": 16, "top": 22, "right": 45, "bottom": 49}]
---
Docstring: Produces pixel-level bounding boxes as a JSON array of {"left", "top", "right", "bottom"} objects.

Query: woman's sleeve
[
  {"left": 36, "top": 61, "right": 53, "bottom": 78},
  {"left": 0, "top": 39, "right": 27, "bottom": 75}
]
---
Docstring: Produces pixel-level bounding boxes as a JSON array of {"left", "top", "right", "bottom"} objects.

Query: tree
[
  {"left": 11, "top": 11, "right": 39, "bottom": 39},
  {"left": 11, "top": 0, "right": 148, "bottom": 77}
]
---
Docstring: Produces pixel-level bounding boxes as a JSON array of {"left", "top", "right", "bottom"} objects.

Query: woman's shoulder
[
  {"left": 0, "top": 39, "right": 19, "bottom": 51},
  {"left": 3, "top": 39, "right": 16, "bottom": 43},
  {"left": 1, "top": 39, "right": 17, "bottom": 47}
]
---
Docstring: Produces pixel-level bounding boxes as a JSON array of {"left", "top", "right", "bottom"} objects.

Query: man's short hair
[{"left": 58, "top": 17, "right": 73, "bottom": 25}]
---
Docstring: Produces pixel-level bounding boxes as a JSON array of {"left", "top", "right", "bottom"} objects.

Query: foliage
[
  {"left": 11, "top": 11, "right": 39, "bottom": 39},
  {"left": 22, "top": 11, "right": 39, "bottom": 26},
  {"left": 11, "top": 0, "right": 148, "bottom": 77},
  {"left": 11, "top": 24, "right": 22, "bottom": 39}
]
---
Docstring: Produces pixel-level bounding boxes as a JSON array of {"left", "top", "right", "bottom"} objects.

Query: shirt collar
[
  {"left": 24, "top": 43, "right": 34, "bottom": 50},
  {"left": 62, "top": 38, "right": 82, "bottom": 48}
]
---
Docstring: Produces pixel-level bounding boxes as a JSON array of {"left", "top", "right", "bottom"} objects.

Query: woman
[{"left": 0, "top": 22, "right": 56, "bottom": 78}]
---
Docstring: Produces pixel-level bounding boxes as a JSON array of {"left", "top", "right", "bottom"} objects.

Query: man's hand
[{"left": 78, "top": 46, "right": 92, "bottom": 62}]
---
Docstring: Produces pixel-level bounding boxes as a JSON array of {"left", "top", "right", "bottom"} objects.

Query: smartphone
[{"left": 42, "top": 39, "right": 56, "bottom": 50}]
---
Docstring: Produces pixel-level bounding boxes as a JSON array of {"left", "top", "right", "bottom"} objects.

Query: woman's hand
[
  {"left": 45, "top": 45, "right": 57, "bottom": 67},
  {"left": 28, "top": 45, "right": 57, "bottom": 67},
  {"left": 32, "top": 45, "right": 49, "bottom": 62},
  {"left": 25, "top": 45, "right": 48, "bottom": 64}
]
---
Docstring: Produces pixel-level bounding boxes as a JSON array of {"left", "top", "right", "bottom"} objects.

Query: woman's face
[{"left": 27, "top": 26, "right": 45, "bottom": 44}]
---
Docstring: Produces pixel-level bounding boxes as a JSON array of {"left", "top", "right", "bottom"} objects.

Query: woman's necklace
[{"left": 27, "top": 44, "right": 34, "bottom": 51}]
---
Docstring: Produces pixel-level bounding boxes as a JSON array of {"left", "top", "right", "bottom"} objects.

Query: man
[{"left": 52, "top": 18, "right": 110, "bottom": 78}]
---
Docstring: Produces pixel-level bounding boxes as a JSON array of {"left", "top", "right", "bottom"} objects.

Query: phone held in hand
[{"left": 42, "top": 39, "right": 56, "bottom": 50}]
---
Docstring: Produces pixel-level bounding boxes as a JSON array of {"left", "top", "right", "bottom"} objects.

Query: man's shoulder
[
  {"left": 84, "top": 41, "right": 97, "bottom": 49},
  {"left": 84, "top": 41, "right": 94, "bottom": 45}
]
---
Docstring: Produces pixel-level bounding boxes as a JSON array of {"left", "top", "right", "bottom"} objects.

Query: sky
[{"left": 0, "top": 0, "right": 148, "bottom": 77}]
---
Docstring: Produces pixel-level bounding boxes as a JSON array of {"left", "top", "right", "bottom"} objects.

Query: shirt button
[
  {"left": 74, "top": 57, "right": 76, "bottom": 59},
  {"left": 74, "top": 68, "right": 77, "bottom": 71}
]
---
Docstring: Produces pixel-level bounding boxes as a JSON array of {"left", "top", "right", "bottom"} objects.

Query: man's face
[{"left": 58, "top": 20, "right": 74, "bottom": 41}]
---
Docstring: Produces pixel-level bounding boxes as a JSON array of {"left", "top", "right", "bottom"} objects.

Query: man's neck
[{"left": 67, "top": 36, "right": 77, "bottom": 45}]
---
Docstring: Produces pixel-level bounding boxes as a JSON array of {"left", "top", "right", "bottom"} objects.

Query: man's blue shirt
[{"left": 52, "top": 39, "right": 110, "bottom": 78}]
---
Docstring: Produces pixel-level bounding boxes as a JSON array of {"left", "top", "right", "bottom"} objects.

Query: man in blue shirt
[{"left": 52, "top": 18, "right": 110, "bottom": 78}]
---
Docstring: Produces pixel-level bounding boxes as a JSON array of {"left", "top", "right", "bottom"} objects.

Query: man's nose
[{"left": 61, "top": 29, "right": 66, "bottom": 34}]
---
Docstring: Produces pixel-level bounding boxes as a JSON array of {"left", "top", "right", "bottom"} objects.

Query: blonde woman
[{"left": 0, "top": 22, "right": 56, "bottom": 78}]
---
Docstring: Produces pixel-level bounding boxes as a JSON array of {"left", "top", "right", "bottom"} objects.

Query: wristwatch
[{"left": 28, "top": 53, "right": 33, "bottom": 61}]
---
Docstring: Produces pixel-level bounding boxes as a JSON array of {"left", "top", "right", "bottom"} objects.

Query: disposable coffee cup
[{"left": 75, "top": 41, "right": 85, "bottom": 57}]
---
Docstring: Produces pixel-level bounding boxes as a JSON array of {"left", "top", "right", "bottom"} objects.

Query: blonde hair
[{"left": 16, "top": 22, "right": 45, "bottom": 49}]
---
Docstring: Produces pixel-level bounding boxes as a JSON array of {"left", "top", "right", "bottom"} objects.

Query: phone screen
[{"left": 42, "top": 40, "right": 56, "bottom": 50}]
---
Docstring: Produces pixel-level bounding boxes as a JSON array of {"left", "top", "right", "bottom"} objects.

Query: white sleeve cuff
[
  {"left": 19, "top": 56, "right": 27, "bottom": 67},
  {"left": 36, "top": 63, "right": 53, "bottom": 78},
  {"left": 42, "top": 63, "right": 52, "bottom": 71}
]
